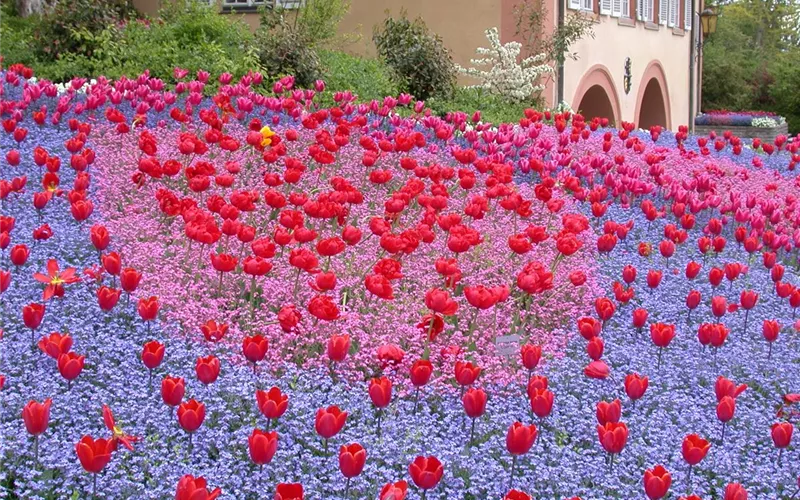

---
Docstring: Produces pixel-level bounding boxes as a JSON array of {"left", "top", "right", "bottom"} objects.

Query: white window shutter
[
  {"left": 580, "top": 0, "right": 593, "bottom": 10},
  {"left": 637, "top": 0, "right": 643, "bottom": 19},
  {"left": 601, "top": 0, "right": 612, "bottom": 15},
  {"left": 684, "top": 0, "right": 692, "bottom": 29},
  {"left": 622, "top": 0, "right": 630, "bottom": 17},
  {"left": 612, "top": 0, "right": 622, "bottom": 17},
  {"left": 667, "top": 0, "right": 674, "bottom": 26},
  {"left": 569, "top": 0, "right": 581, "bottom": 9},
  {"left": 659, "top": 0, "right": 668, "bottom": 24},
  {"left": 647, "top": 0, "right": 654, "bottom": 22}
]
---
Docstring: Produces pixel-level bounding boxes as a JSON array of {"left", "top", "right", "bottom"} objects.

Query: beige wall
[
  {"left": 132, "top": 0, "right": 503, "bottom": 84},
  {"left": 564, "top": 11, "right": 696, "bottom": 130}
]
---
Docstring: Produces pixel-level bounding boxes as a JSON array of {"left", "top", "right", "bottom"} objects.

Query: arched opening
[
  {"left": 637, "top": 78, "right": 668, "bottom": 129},
  {"left": 576, "top": 85, "right": 616, "bottom": 124},
  {"left": 571, "top": 65, "right": 621, "bottom": 126}
]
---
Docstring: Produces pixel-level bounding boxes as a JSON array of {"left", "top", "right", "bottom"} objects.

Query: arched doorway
[
  {"left": 577, "top": 85, "right": 616, "bottom": 124},
  {"left": 634, "top": 61, "right": 672, "bottom": 129},
  {"left": 572, "top": 65, "right": 621, "bottom": 126},
  {"left": 637, "top": 78, "right": 668, "bottom": 129}
]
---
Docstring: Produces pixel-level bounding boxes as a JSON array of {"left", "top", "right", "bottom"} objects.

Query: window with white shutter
[
  {"left": 667, "top": 0, "right": 675, "bottom": 26},
  {"left": 637, "top": 0, "right": 644, "bottom": 19},
  {"left": 659, "top": 0, "right": 668, "bottom": 24},
  {"left": 612, "top": 0, "right": 622, "bottom": 17},
  {"left": 569, "top": 0, "right": 581, "bottom": 9},
  {"left": 640, "top": 0, "right": 653, "bottom": 21},
  {"left": 580, "top": 0, "right": 594, "bottom": 11},
  {"left": 622, "top": 0, "right": 630, "bottom": 17},
  {"left": 684, "top": 0, "right": 692, "bottom": 29},
  {"left": 601, "top": 0, "right": 612, "bottom": 14}
]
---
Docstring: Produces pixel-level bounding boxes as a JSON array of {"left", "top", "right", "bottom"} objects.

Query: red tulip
[
  {"left": 200, "top": 320, "right": 228, "bottom": 342},
  {"left": 584, "top": 360, "right": 610, "bottom": 379},
  {"left": 596, "top": 399, "right": 621, "bottom": 425},
  {"left": 762, "top": 319, "right": 780, "bottom": 358},
  {"left": 771, "top": 422, "right": 793, "bottom": 448},
  {"left": 529, "top": 388, "right": 554, "bottom": 419},
  {"left": 161, "top": 376, "right": 185, "bottom": 407},
  {"left": 176, "top": 474, "right": 222, "bottom": 500},
  {"left": 315, "top": 405, "right": 347, "bottom": 440},
  {"left": 37, "top": 332, "right": 72, "bottom": 359},
  {"left": 57, "top": 352, "right": 84, "bottom": 386},
  {"left": 504, "top": 490, "right": 532, "bottom": 500},
  {"left": 242, "top": 334, "right": 268, "bottom": 367},
  {"left": 717, "top": 396, "right": 736, "bottom": 425},
  {"left": 506, "top": 422, "right": 537, "bottom": 455},
  {"left": 597, "top": 421, "right": 628, "bottom": 454},
  {"left": 137, "top": 296, "right": 159, "bottom": 321},
  {"left": 650, "top": 323, "right": 676, "bottom": 348},
  {"left": 595, "top": 297, "right": 616, "bottom": 322},
  {"left": 141, "top": 340, "right": 165, "bottom": 370},
  {"left": 644, "top": 465, "right": 671, "bottom": 499},
  {"left": 409, "top": 359, "right": 433, "bottom": 387},
  {"left": 715, "top": 376, "right": 747, "bottom": 401},
  {"left": 327, "top": 334, "right": 350, "bottom": 363},
  {"left": 256, "top": 386, "right": 289, "bottom": 421},
  {"left": 90, "top": 224, "right": 110, "bottom": 251},
  {"left": 195, "top": 355, "right": 220, "bottom": 385},
  {"left": 625, "top": 373, "right": 649, "bottom": 402},
  {"left": 249, "top": 428, "right": 278, "bottom": 465},
  {"left": 454, "top": 361, "right": 481, "bottom": 386},
  {"left": 338, "top": 442, "right": 367, "bottom": 478},
  {"left": 685, "top": 261, "right": 701, "bottom": 279},
  {"left": 10, "top": 244, "right": 29, "bottom": 266},
  {"left": 520, "top": 344, "right": 541, "bottom": 371},
  {"left": 462, "top": 388, "right": 487, "bottom": 419},
  {"left": 711, "top": 296, "right": 727, "bottom": 318},
  {"left": 22, "top": 398, "right": 52, "bottom": 436},
  {"left": 723, "top": 483, "right": 747, "bottom": 500},
  {"left": 97, "top": 286, "right": 121, "bottom": 311},
  {"left": 622, "top": 264, "right": 637, "bottom": 283},
  {"left": 177, "top": 399, "right": 206, "bottom": 433},
  {"left": 378, "top": 481, "right": 408, "bottom": 500},
  {"left": 408, "top": 455, "right": 444, "bottom": 491},
  {"left": 75, "top": 435, "right": 114, "bottom": 474},
  {"left": 646, "top": 269, "right": 662, "bottom": 289},
  {"left": 101, "top": 252, "right": 122, "bottom": 275},
  {"left": 681, "top": 434, "right": 711, "bottom": 465},
  {"left": 22, "top": 302, "right": 45, "bottom": 332},
  {"left": 369, "top": 376, "right": 392, "bottom": 409},
  {"left": 586, "top": 336, "right": 604, "bottom": 360},
  {"left": 577, "top": 317, "right": 602, "bottom": 339},
  {"left": 632, "top": 308, "right": 648, "bottom": 329},
  {"left": 274, "top": 483, "right": 303, "bottom": 500}
]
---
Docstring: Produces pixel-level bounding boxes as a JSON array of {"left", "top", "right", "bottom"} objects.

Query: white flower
[{"left": 455, "top": 27, "right": 553, "bottom": 102}]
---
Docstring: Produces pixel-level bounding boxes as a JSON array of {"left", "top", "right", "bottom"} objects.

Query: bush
[
  {"left": 32, "top": 0, "right": 136, "bottom": 61},
  {"left": 2, "top": 0, "right": 261, "bottom": 85},
  {"left": 427, "top": 87, "right": 535, "bottom": 125},
  {"left": 316, "top": 50, "right": 398, "bottom": 103},
  {"left": 254, "top": 11, "right": 321, "bottom": 89},
  {"left": 372, "top": 9, "right": 456, "bottom": 100},
  {"left": 0, "top": 1, "right": 38, "bottom": 68}
]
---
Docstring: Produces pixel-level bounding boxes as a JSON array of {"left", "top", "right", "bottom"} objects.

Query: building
[{"left": 132, "top": 0, "right": 705, "bottom": 131}]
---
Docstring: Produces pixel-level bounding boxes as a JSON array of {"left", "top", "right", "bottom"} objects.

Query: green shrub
[
  {"left": 0, "top": 1, "right": 38, "bottom": 68},
  {"left": 427, "top": 87, "right": 535, "bottom": 125},
  {"left": 372, "top": 9, "right": 456, "bottom": 100},
  {"left": 254, "top": 12, "right": 321, "bottom": 89},
  {"left": 317, "top": 50, "right": 398, "bottom": 103},
  {"left": 32, "top": 0, "right": 136, "bottom": 61},
  {"left": 2, "top": 1, "right": 261, "bottom": 85}
]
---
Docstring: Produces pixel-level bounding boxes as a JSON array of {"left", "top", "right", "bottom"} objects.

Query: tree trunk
[{"left": 16, "top": 0, "right": 48, "bottom": 17}]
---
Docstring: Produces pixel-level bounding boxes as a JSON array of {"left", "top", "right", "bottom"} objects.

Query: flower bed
[
  {"left": 694, "top": 111, "right": 789, "bottom": 141},
  {"left": 2, "top": 64, "right": 800, "bottom": 499}
]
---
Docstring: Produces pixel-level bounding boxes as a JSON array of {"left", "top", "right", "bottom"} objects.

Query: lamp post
[{"left": 696, "top": 3, "right": 718, "bottom": 128}]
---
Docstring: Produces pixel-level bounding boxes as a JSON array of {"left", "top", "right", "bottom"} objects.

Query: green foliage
[
  {"left": 32, "top": 0, "right": 136, "bottom": 61},
  {"left": 254, "top": 10, "right": 321, "bottom": 88},
  {"left": 372, "top": 9, "right": 456, "bottom": 100},
  {"left": 514, "top": 0, "right": 594, "bottom": 65},
  {"left": 427, "top": 87, "right": 536, "bottom": 125},
  {"left": 316, "top": 50, "right": 398, "bottom": 104},
  {"left": 0, "top": 1, "right": 38, "bottom": 67},
  {"left": 1, "top": 0, "right": 260, "bottom": 85},
  {"left": 702, "top": 0, "right": 800, "bottom": 134},
  {"left": 293, "top": 0, "right": 352, "bottom": 48}
]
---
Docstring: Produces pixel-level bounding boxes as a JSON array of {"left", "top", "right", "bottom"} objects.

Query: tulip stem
[
  {"left": 420, "top": 491, "right": 427, "bottom": 500},
  {"left": 608, "top": 452, "right": 614, "bottom": 472},
  {"left": 92, "top": 473, "right": 97, "bottom": 499},
  {"left": 789, "top": 487, "right": 799, "bottom": 499},
  {"left": 687, "top": 464, "right": 692, "bottom": 490},
  {"left": 657, "top": 348, "right": 662, "bottom": 371},
  {"left": 509, "top": 455, "right": 517, "bottom": 489},
  {"left": 720, "top": 422, "right": 726, "bottom": 445},
  {"left": 768, "top": 342, "right": 773, "bottom": 360},
  {"left": 743, "top": 310, "right": 749, "bottom": 335},
  {"left": 33, "top": 434, "right": 39, "bottom": 465},
  {"left": 376, "top": 409, "right": 382, "bottom": 437},
  {"left": 413, "top": 387, "right": 420, "bottom": 415},
  {"left": 324, "top": 438, "right": 329, "bottom": 456},
  {"left": 469, "top": 417, "right": 476, "bottom": 445},
  {"left": 343, "top": 477, "right": 350, "bottom": 498}
]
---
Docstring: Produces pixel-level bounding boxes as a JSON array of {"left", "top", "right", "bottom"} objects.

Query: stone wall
[{"left": 693, "top": 122, "right": 789, "bottom": 142}]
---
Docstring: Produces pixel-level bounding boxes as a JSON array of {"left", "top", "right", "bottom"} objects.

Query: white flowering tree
[{"left": 456, "top": 27, "right": 553, "bottom": 102}]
